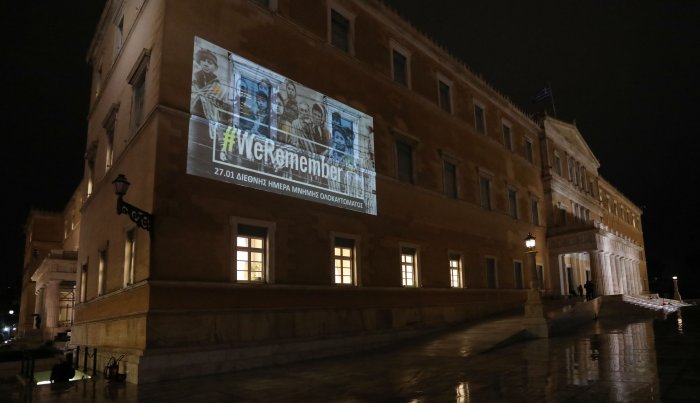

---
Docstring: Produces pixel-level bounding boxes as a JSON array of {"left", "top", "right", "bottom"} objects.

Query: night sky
[{"left": 2, "top": 1, "right": 698, "bottom": 311}]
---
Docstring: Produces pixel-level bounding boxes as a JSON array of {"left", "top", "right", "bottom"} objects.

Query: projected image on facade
[{"left": 187, "top": 37, "right": 377, "bottom": 215}]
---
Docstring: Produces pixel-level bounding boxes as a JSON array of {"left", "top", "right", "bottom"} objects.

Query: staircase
[{"left": 621, "top": 294, "right": 690, "bottom": 313}]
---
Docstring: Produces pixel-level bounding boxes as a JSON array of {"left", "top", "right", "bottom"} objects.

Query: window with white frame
[
  {"left": 123, "top": 228, "right": 136, "bottom": 287},
  {"left": 474, "top": 103, "right": 486, "bottom": 134},
  {"left": 449, "top": 254, "right": 462, "bottom": 288},
  {"left": 513, "top": 261, "right": 523, "bottom": 289},
  {"left": 333, "top": 237, "right": 356, "bottom": 285},
  {"left": 330, "top": 8, "right": 352, "bottom": 53},
  {"left": 236, "top": 224, "right": 267, "bottom": 282},
  {"left": 401, "top": 247, "right": 418, "bottom": 287}
]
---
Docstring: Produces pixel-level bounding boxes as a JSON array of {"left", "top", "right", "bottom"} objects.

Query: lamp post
[
  {"left": 522, "top": 233, "right": 548, "bottom": 338},
  {"left": 112, "top": 174, "right": 153, "bottom": 233},
  {"left": 672, "top": 276, "right": 682, "bottom": 301}
]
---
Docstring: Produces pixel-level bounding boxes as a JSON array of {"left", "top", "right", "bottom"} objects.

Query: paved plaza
[{"left": 2, "top": 306, "right": 698, "bottom": 402}]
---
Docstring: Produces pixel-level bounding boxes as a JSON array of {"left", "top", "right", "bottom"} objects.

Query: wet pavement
[{"left": 2, "top": 306, "right": 699, "bottom": 402}]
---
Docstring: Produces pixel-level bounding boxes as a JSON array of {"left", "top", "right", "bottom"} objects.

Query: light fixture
[
  {"left": 112, "top": 174, "right": 153, "bottom": 233},
  {"left": 524, "top": 233, "right": 536, "bottom": 251}
]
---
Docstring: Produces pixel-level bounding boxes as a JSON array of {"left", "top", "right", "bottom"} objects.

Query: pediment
[{"left": 544, "top": 117, "right": 599, "bottom": 170}]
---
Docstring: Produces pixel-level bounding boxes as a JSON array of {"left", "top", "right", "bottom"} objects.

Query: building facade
[{"left": 19, "top": 0, "right": 646, "bottom": 383}]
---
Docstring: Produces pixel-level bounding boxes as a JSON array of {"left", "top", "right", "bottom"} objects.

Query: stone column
[
  {"left": 627, "top": 259, "right": 635, "bottom": 294},
  {"left": 616, "top": 256, "right": 626, "bottom": 295},
  {"left": 588, "top": 251, "right": 604, "bottom": 297},
  {"left": 608, "top": 254, "right": 619, "bottom": 295},
  {"left": 632, "top": 260, "right": 642, "bottom": 294},
  {"left": 44, "top": 280, "right": 60, "bottom": 331}
]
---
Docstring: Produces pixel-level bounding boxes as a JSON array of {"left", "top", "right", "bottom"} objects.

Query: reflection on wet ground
[{"left": 3, "top": 306, "right": 699, "bottom": 402}]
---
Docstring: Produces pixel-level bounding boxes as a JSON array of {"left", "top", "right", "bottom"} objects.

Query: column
[
  {"left": 625, "top": 259, "right": 639, "bottom": 295},
  {"left": 632, "top": 260, "right": 642, "bottom": 294},
  {"left": 608, "top": 254, "right": 619, "bottom": 295},
  {"left": 588, "top": 251, "right": 604, "bottom": 297},
  {"left": 616, "top": 256, "right": 627, "bottom": 295},
  {"left": 44, "top": 280, "right": 60, "bottom": 331}
]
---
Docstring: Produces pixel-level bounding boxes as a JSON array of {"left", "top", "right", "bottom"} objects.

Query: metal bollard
[
  {"left": 29, "top": 356, "right": 35, "bottom": 383},
  {"left": 92, "top": 348, "right": 97, "bottom": 377},
  {"left": 75, "top": 346, "right": 81, "bottom": 368},
  {"left": 83, "top": 346, "right": 88, "bottom": 372}
]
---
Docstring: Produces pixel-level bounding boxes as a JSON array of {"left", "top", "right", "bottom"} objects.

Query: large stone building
[{"left": 19, "top": 0, "right": 647, "bottom": 383}]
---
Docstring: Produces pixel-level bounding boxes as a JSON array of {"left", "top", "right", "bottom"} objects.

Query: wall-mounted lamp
[{"left": 112, "top": 174, "right": 153, "bottom": 233}]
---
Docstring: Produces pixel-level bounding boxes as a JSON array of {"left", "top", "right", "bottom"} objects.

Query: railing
[{"left": 69, "top": 346, "right": 98, "bottom": 378}]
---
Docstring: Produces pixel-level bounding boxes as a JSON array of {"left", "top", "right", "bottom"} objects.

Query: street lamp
[
  {"left": 522, "top": 233, "right": 548, "bottom": 338},
  {"left": 672, "top": 276, "right": 682, "bottom": 301},
  {"left": 8, "top": 310, "right": 14, "bottom": 315},
  {"left": 112, "top": 174, "right": 153, "bottom": 233},
  {"left": 525, "top": 233, "right": 537, "bottom": 289}
]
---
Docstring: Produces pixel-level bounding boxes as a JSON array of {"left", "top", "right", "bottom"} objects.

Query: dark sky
[{"left": 2, "top": 1, "right": 698, "bottom": 304}]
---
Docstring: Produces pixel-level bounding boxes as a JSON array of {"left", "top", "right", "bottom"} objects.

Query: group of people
[
  {"left": 191, "top": 47, "right": 354, "bottom": 163},
  {"left": 572, "top": 280, "right": 597, "bottom": 300}
]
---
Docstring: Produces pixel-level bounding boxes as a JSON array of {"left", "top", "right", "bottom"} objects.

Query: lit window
[
  {"left": 479, "top": 175, "right": 492, "bottom": 210},
  {"left": 98, "top": 249, "right": 107, "bottom": 296},
  {"left": 514, "top": 261, "right": 523, "bottom": 289},
  {"left": 449, "top": 254, "right": 462, "bottom": 288},
  {"left": 443, "top": 161, "right": 457, "bottom": 198},
  {"left": 438, "top": 79, "right": 452, "bottom": 113},
  {"left": 474, "top": 104, "right": 486, "bottom": 134},
  {"left": 502, "top": 124, "right": 512, "bottom": 150},
  {"left": 401, "top": 247, "right": 417, "bottom": 287},
  {"left": 330, "top": 9, "right": 351, "bottom": 53},
  {"left": 333, "top": 238, "right": 355, "bottom": 285},
  {"left": 123, "top": 229, "right": 136, "bottom": 287},
  {"left": 508, "top": 188, "right": 518, "bottom": 219},
  {"left": 236, "top": 225, "right": 267, "bottom": 282},
  {"left": 486, "top": 257, "right": 497, "bottom": 288},
  {"left": 80, "top": 264, "right": 88, "bottom": 303},
  {"left": 396, "top": 140, "right": 414, "bottom": 183},
  {"left": 553, "top": 152, "right": 562, "bottom": 175}
]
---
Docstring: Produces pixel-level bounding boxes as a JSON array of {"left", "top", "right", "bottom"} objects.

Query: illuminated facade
[
  {"left": 540, "top": 117, "right": 647, "bottom": 298},
  {"left": 19, "top": 0, "right": 646, "bottom": 383},
  {"left": 18, "top": 188, "right": 82, "bottom": 341}
]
